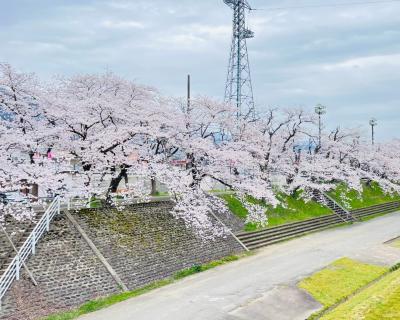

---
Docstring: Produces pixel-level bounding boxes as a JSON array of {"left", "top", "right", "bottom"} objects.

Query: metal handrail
[
  {"left": 0, "top": 196, "right": 60, "bottom": 309},
  {"left": 322, "top": 191, "right": 358, "bottom": 222}
]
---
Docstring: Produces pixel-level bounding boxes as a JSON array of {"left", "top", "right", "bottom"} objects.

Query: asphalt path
[{"left": 80, "top": 211, "right": 400, "bottom": 320}]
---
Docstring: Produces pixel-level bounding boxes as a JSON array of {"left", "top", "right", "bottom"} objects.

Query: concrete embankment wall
[{"left": 0, "top": 201, "right": 243, "bottom": 320}]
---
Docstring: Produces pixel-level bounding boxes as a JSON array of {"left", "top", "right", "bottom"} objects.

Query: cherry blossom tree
[
  {"left": 0, "top": 63, "right": 67, "bottom": 223},
  {"left": 353, "top": 138, "right": 400, "bottom": 195},
  {"left": 41, "top": 72, "right": 177, "bottom": 203},
  {"left": 1, "top": 63, "right": 399, "bottom": 237},
  {"left": 149, "top": 96, "right": 277, "bottom": 237}
]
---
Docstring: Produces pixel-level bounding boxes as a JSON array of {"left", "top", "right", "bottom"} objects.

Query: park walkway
[{"left": 80, "top": 211, "right": 400, "bottom": 320}]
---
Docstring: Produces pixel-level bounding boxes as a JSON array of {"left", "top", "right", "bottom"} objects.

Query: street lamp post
[
  {"left": 315, "top": 104, "right": 327, "bottom": 150},
  {"left": 369, "top": 118, "right": 378, "bottom": 145}
]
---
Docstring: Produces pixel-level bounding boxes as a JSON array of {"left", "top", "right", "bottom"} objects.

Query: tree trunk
[
  {"left": 106, "top": 166, "right": 128, "bottom": 204},
  {"left": 31, "top": 184, "right": 39, "bottom": 202},
  {"left": 109, "top": 168, "right": 128, "bottom": 193}
]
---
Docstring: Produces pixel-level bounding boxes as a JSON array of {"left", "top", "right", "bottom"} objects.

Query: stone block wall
[
  {"left": 0, "top": 201, "right": 244, "bottom": 320},
  {"left": 0, "top": 215, "right": 120, "bottom": 320},
  {"left": 214, "top": 207, "right": 245, "bottom": 233},
  {"left": 74, "top": 201, "right": 244, "bottom": 290},
  {"left": 0, "top": 216, "right": 33, "bottom": 270}
]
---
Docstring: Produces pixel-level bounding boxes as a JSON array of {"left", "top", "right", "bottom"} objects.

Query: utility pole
[
  {"left": 315, "top": 104, "right": 327, "bottom": 151},
  {"left": 187, "top": 74, "right": 191, "bottom": 113},
  {"left": 185, "top": 74, "right": 193, "bottom": 171},
  {"left": 224, "top": 0, "right": 255, "bottom": 119},
  {"left": 369, "top": 118, "right": 378, "bottom": 145}
]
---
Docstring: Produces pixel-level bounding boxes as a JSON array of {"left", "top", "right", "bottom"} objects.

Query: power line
[{"left": 252, "top": 0, "right": 400, "bottom": 11}]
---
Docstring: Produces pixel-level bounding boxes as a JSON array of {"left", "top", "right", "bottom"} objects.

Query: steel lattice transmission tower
[{"left": 224, "top": 0, "right": 255, "bottom": 119}]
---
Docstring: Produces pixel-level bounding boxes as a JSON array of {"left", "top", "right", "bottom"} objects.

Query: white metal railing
[
  {"left": 322, "top": 191, "right": 357, "bottom": 222},
  {"left": 0, "top": 196, "right": 60, "bottom": 309}
]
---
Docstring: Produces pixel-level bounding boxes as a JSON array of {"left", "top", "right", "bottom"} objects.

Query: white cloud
[
  {"left": 0, "top": 0, "right": 399, "bottom": 139},
  {"left": 101, "top": 20, "right": 145, "bottom": 29},
  {"left": 323, "top": 54, "right": 400, "bottom": 71},
  {"left": 154, "top": 24, "right": 231, "bottom": 50}
]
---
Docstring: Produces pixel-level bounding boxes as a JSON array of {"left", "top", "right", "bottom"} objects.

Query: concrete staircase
[
  {"left": 352, "top": 201, "right": 400, "bottom": 220},
  {"left": 236, "top": 213, "right": 344, "bottom": 250},
  {"left": 312, "top": 190, "right": 357, "bottom": 223},
  {"left": 236, "top": 201, "right": 400, "bottom": 251}
]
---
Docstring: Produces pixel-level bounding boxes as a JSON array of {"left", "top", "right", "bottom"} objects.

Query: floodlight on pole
[
  {"left": 369, "top": 118, "right": 378, "bottom": 145},
  {"left": 315, "top": 104, "right": 327, "bottom": 150}
]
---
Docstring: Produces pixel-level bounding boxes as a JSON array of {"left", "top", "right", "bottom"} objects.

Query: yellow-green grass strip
[
  {"left": 299, "top": 258, "right": 388, "bottom": 307},
  {"left": 321, "top": 267, "right": 400, "bottom": 320}
]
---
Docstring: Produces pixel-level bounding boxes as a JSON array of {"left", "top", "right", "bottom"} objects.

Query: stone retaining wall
[
  {"left": 74, "top": 201, "right": 244, "bottom": 290},
  {"left": 0, "top": 201, "right": 244, "bottom": 320},
  {"left": 0, "top": 215, "right": 121, "bottom": 320},
  {"left": 0, "top": 216, "right": 33, "bottom": 270}
]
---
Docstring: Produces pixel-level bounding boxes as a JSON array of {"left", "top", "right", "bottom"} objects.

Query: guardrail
[{"left": 0, "top": 196, "right": 60, "bottom": 310}]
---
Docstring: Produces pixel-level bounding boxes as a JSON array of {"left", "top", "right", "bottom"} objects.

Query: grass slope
[
  {"left": 321, "top": 267, "right": 400, "bottom": 320},
  {"left": 299, "top": 258, "right": 388, "bottom": 308},
  {"left": 221, "top": 192, "right": 331, "bottom": 231},
  {"left": 222, "top": 194, "right": 248, "bottom": 220},
  {"left": 328, "top": 182, "right": 400, "bottom": 210}
]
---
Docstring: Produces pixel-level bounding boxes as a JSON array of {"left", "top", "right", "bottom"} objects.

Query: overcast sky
[{"left": 1, "top": 0, "right": 399, "bottom": 140}]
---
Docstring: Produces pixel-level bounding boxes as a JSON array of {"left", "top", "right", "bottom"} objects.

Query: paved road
[{"left": 80, "top": 211, "right": 400, "bottom": 320}]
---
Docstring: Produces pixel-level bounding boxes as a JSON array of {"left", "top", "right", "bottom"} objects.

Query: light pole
[
  {"left": 187, "top": 74, "right": 191, "bottom": 113},
  {"left": 315, "top": 104, "right": 327, "bottom": 150},
  {"left": 369, "top": 118, "right": 378, "bottom": 145}
]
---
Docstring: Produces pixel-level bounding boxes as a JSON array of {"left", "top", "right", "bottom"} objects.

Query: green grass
[
  {"left": 328, "top": 182, "right": 400, "bottom": 210},
  {"left": 43, "top": 279, "right": 173, "bottom": 320},
  {"left": 221, "top": 192, "right": 332, "bottom": 232},
  {"left": 174, "top": 255, "right": 240, "bottom": 279},
  {"left": 261, "top": 192, "right": 331, "bottom": 228},
  {"left": 221, "top": 194, "right": 249, "bottom": 220},
  {"left": 321, "top": 266, "right": 400, "bottom": 319},
  {"left": 299, "top": 258, "right": 388, "bottom": 308},
  {"left": 88, "top": 197, "right": 103, "bottom": 209},
  {"left": 42, "top": 254, "right": 244, "bottom": 320}
]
